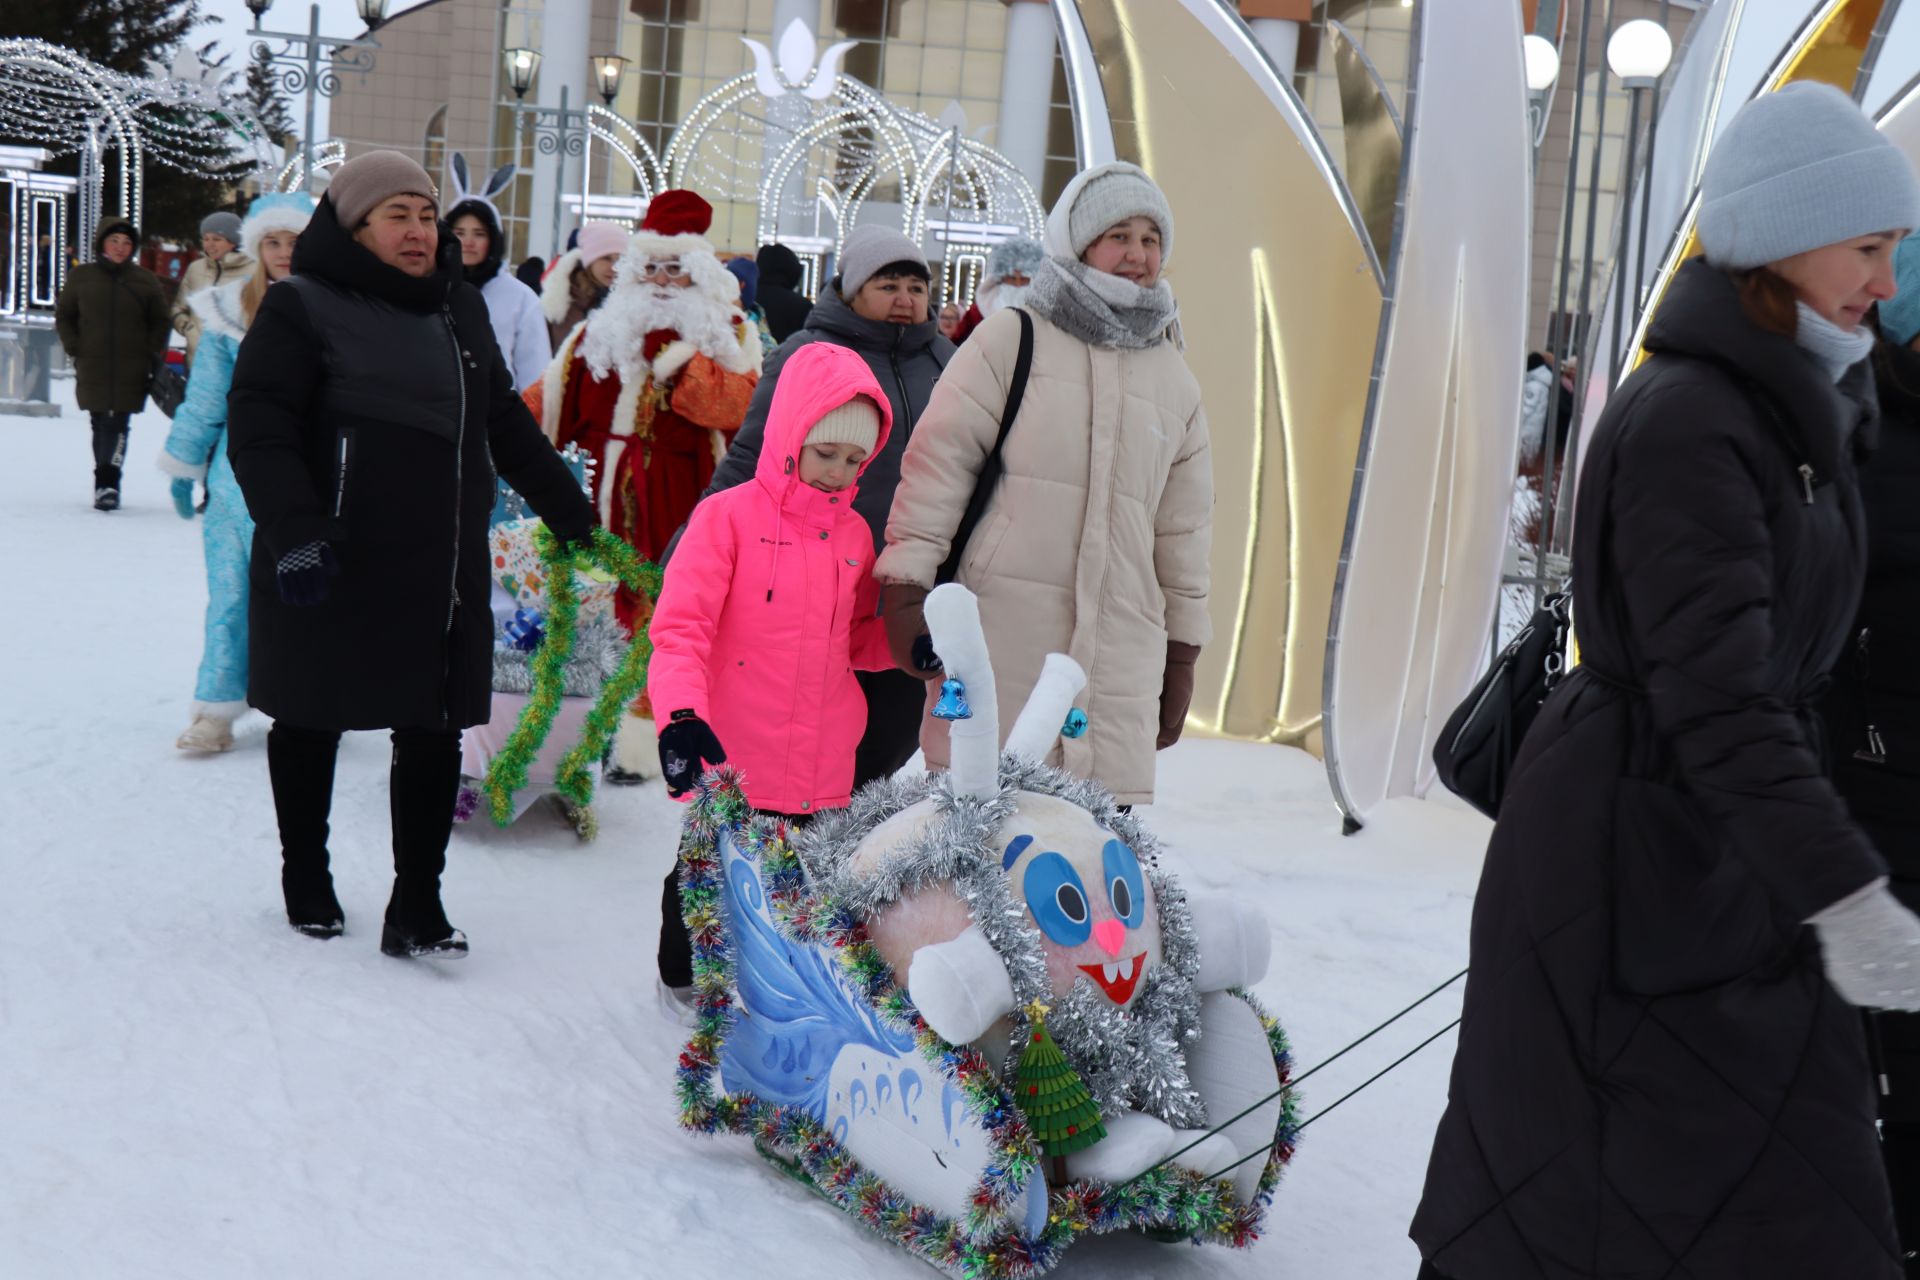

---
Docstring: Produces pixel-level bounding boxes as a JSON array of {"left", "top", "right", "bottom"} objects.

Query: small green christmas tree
[{"left": 1015, "top": 1001, "right": 1106, "bottom": 1180}]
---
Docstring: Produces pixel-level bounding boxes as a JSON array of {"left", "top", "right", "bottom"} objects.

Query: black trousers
[
  {"left": 267, "top": 722, "right": 462, "bottom": 927},
  {"left": 659, "top": 811, "right": 811, "bottom": 987},
  {"left": 89, "top": 411, "right": 130, "bottom": 488},
  {"left": 853, "top": 668, "right": 929, "bottom": 789}
]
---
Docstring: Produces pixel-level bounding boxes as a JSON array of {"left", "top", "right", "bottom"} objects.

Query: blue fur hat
[{"left": 240, "top": 192, "right": 316, "bottom": 261}]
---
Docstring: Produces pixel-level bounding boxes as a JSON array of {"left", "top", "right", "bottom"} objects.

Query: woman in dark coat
[
  {"left": 1825, "top": 234, "right": 1920, "bottom": 1275},
  {"left": 228, "top": 151, "right": 594, "bottom": 961},
  {"left": 54, "top": 220, "right": 170, "bottom": 510},
  {"left": 1413, "top": 84, "right": 1920, "bottom": 1280}
]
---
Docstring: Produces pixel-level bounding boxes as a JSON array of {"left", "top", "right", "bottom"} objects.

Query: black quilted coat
[
  {"left": 227, "top": 198, "right": 593, "bottom": 732},
  {"left": 1412, "top": 259, "right": 1901, "bottom": 1279}
]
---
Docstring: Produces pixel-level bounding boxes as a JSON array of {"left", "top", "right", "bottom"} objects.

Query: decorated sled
[{"left": 673, "top": 586, "right": 1299, "bottom": 1276}]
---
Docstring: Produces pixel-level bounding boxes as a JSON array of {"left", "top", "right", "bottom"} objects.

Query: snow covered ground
[{"left": 1, "top": 383, "right": 1491, "bottom": 1279}]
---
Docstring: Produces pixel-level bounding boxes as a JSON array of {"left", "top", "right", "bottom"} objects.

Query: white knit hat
[
  {"left": 1046, "top": 162, "right": 1174, "bottom": 265},
  {"left": 1699, "top": 82, "right": 1920, "bottom": 270},
  {"left": 838, "top": 225, "right": 928, "bottom": 297},
  {"left": 805, "top": 396, "right": 881, "bottom": 455}
]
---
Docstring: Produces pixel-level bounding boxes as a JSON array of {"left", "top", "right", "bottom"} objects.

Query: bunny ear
[
  {"left": 484, "top": 163, "right": 516, "bottom": 198},
  {"left": 448, "top": 152, "right": 471, "bottom": 199}
]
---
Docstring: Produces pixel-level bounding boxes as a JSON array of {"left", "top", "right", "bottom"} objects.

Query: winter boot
[
  {"left": 381, "top": 728, "right": 467, "bottom": 960},
  {"left": 267, "top": 722, "right": 345, "bottom": 938},
  {"left": 604, "top": 713, "right": 655, "bottom": 786},
  {"left": 177, "top": 704, "right": 241, "bottom": 754},
  {"left": 93, "top": 486, "right": 119, "bottom": 512}
]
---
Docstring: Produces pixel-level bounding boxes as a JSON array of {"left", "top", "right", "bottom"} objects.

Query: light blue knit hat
[
  {"left": 1879, "top": 235, "right": 1920, "bottom": 347},
  {"left": 1700, "top": 82, "right": 1920, "bottom": 270}
]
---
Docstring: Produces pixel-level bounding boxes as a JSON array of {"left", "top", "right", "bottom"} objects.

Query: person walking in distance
[
  {"left": 171, "top": 210, "right": 254, "bottom": 368},
  {"left": 160, "top": 193, "right": 314, "bottom": 755},
  {"left": 55, "top": 220, "right": 170, "bottom": 511},
  {"left": 226, "top": 151, "right": 596, "bottom": 960},
  {"left": 1412, "top": 84, "right": 1920, "bottom": 1280},
  {"left": 444, "top": 155, "right": 550, "bottom": 391}
]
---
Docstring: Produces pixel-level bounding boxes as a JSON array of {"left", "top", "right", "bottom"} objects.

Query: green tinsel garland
[{"left": 481, "top": 525, "right": 663, "bottom": 826}]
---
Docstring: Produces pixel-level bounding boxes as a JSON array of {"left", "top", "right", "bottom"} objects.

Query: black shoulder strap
[{"left": 936, "top": 308, "right": 1032, "bottom": 585}]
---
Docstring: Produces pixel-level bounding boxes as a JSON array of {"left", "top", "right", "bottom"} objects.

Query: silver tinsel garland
[
  {"left": 490, "top": 616, "right": 627, "bottom": 697},
  {"left": 800, "top": 756, "right": 1209, "bottom": 1129}
]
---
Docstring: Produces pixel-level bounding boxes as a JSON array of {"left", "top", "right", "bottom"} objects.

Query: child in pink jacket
[{"left": 648, "top": 341, "right": 897, "bottom": 816}]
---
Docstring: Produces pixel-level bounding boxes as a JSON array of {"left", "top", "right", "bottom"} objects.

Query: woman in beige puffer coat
[{"left": 877, "top": 163, "right": 1212, "bottom": 805}]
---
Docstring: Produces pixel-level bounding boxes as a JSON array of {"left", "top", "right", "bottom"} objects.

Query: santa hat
[{"left": 627, "top": 189, "right": 715, "bottom": 260}]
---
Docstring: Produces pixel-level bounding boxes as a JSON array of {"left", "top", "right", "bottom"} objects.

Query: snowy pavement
[{"left": 2, "top": 385, "right": 1490, "bottom": 1279}]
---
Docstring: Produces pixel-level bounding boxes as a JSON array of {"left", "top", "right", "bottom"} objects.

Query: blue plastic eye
[
  {"left": 1022, "top": 852, "right": 1092, "bottom": 949},
  {"left": 1103, "top": 840, "right": 1146, "bottom": 929}
]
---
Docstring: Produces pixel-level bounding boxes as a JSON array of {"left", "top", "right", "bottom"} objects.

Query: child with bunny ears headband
[{"left": 444, "top": 153, "right": 552, "bottom": 389}]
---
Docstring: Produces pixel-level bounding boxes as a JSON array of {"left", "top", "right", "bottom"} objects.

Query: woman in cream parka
[{"left": 876, "top": 163, "right": 1212, "bottom": 806}]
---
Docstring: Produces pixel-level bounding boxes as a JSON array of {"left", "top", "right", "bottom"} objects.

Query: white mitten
[
  {"left": 1063, "top": 1110, "right": 1175, "bottom": 1183},
  {"left": 1188, "top": 894, "right": 1273, "bottom": 992},
  {"left": 906, "top": 925, "right": 1016, "bottom": 1045},
  {"left": 1810, "top": 878, "right": 1920, "bottom": 1012},
  {"left": 651, "top": 339, "right": 698, "bottom": 384}
]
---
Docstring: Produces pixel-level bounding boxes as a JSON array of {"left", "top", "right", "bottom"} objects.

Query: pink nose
[{"left": 1092, "top": 919, "right": 1125, "bottom": 958}]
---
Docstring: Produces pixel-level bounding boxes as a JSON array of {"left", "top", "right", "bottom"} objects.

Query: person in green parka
[{"left": 54, "top": 220, "right": 170, "bottom": 511}]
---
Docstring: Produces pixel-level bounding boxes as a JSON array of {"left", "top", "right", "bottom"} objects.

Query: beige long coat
[
  {"left": 171, "top": 250, "right": 255, "bottom": 364},
  {"left": 876, "top": 306, "right": 1212, "bottom": 804}
]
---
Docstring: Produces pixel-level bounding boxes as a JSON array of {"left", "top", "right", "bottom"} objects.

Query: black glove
[
  {"left": 276, "top": 541, "right": 338, "bottom": 607},
  {"left": 659, "top": 710, "right": 727, "bottom": 798},
  {"left": 910, "top": 633, "right": 943, "bottom": 675}
]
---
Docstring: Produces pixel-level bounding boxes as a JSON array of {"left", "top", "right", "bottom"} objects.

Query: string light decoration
[
  {"left": 0, "top": 39, "right": 268, "bottom": 253},
  {"left": 274, "top": 139, "right": 343, "bottom": 191}
]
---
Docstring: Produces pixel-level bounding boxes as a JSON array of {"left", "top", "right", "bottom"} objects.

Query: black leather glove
[
  {"left": 276, "top": 541, "right": 338, "bottom": 607},
  {"left": 658, "top": 709, "right": 727, "bottom": 798}
]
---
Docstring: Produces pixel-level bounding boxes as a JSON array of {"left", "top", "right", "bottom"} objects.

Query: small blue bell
[
  {"left": 504, "top": 607, "right": 546, "bottom": 652},
  {"left": 1061, "top": 708, "right": 1088, "bottom": 739},
  {"left": 932, "top": 677, "right": 972, "bottom": 721}
]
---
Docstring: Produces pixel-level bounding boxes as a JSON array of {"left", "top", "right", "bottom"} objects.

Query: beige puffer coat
[{"left": 876, "top": 306, "right": 1212, "bottom": 804}]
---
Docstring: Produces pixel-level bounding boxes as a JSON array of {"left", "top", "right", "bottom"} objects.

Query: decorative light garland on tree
[{"left": 479, "top": 524, "right": 662, "bottom": 826}]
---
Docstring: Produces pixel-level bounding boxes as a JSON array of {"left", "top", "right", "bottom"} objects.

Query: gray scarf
[
  {"left": 1028, "top": 255, "right": 1181, "bottom": 350},
  {"left": 1794, "top": 302, "right": 1875, "bottom": 383}
]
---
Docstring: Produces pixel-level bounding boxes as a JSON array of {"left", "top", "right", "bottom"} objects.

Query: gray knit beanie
[
  {"left": 805, "top": 396, "right": 881, "bottom": 455},
  {"left": 1699, "top": 82, "right": 1920, "bottom": 270},
  {"left": 1048, "top": 162, "right": 1174, "bottom": 264},
  {"left": 327, "top": 150, "right": 440, "bottom": 230},
  {"left": 199, "top": 211, "right": 242, "bottom": 244},
  {"left": 838, "top": 225, "right": 928, "bottom": 297}
]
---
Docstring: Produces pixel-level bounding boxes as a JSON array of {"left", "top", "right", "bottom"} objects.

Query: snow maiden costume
[{"left": 159, "top": 191, "right": 314, "bottom": 753}]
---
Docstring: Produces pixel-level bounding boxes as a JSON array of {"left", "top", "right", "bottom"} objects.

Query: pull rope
[{"left": 1113, "top": 967, "right": 1468, "bottom": 1191}]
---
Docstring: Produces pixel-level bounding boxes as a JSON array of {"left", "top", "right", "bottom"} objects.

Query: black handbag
[
  {"left": 1431, "top": 589, "right": 1571, "bottom": 819},
  {"left": 935, "top": 308, "right": 1033, "bottom": 585},
  {"left": 148, "top": 352, "right": 187, "bottom": 419}
]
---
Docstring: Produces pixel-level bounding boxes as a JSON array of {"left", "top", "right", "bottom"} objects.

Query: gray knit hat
[
  {"left": 1046, "top": 161, "right": 1174, "bottom": 265},
  {"left": 327, "top": 149, "right": 440, "bottom": 230},
  {"left": 805, "top": 396, "right": 881, "bottom": 456},
  {"left": 838, "top": 225, "right": 928, "bottom": 297},
  {"left": 1699, "top": 82, "right": 1920, "bottom": 270},
  {"left": 199, "top": 211, "right": 242, "bottom": 244}
]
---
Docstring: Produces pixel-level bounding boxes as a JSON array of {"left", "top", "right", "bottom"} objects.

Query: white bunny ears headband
[
  {"left": 923, "top": 584, "right": 1087, "bottom": 800},
  {"left": 445, "top": 152, "right": 516, "bottom": 223}
]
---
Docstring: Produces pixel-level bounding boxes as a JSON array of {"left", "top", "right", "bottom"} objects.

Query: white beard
[
  {"left": 579, "top": 274, "right": 740, "bottom": 381},
  {"left": 983, "top": 282, "right": 1033, "bottom": 316}
]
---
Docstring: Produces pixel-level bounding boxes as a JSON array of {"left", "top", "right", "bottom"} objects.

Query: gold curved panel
[
  {"left": 1327, "top": 19, "right": 1404, "bottom": 267},
  {"left": 1622, "top": 0, "right": 1890, "bottom": 380},
  {"left": 1073, "top": 0, "right": 1383, "bottom": 750}
]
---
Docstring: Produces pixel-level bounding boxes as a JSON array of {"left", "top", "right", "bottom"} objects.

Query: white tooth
[{"left": 1104, "top": 960, "right": 1122, "bottom": 983}]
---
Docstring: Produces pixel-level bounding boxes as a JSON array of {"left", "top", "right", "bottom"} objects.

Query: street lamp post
[
  {"left": 246, "top": 0, "right": 388, "bottom": 189},
  {"left": 1604, "top": 19, "right": 1673, "bottom": 381},
  {"left": 502, "top": 49, "right": 628, "bottom": 258},
  {"left": 1523, "top": 34, "right": 1561, "bottom": 159}
]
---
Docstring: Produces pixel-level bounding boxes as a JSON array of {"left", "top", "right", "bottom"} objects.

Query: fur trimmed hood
[
  {"left": 188, "top": 278, "right": 251, "bottom": 342},
  {"left": 541, "top": 249, "right": 584, "bottom": 324}
]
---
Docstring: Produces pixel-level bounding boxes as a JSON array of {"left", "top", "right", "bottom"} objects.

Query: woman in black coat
[
  {"left": 1413, "top": 85, "right": 1920, "bottom": 1279},
  {"left": 228, "top": 152, "right": 594, "bottom": 961},
  {"left": 1825, "top": 237, "right": 1920, "bottom": 1274}
]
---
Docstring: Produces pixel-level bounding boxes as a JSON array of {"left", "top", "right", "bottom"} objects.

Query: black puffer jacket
[
  {"left": 697, "top": 285, "right": 952, "bottom": 553},
  {"left": 754, "top": 242, "right": 813, "bottom": 343},
  {"left": 227, "top": 197, "right": 593, "bottom": 732},
  {"left": 1413, "top": 259, "right": 1900, "bottom": 1278},
  {"left": 53, "top": 222, "right": 170, "bottom": 413}
]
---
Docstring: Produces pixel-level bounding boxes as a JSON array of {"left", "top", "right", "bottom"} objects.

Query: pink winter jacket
[{"left": 648, "top": 343, "right": 896, "bottom": 815}]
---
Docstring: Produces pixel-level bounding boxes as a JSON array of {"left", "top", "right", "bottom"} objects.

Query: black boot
[
  {"left": 381, "top": 728, "right": 467, "bottom": 959},
  {"left": 267, "top": 722, "right": 345, "bottom": 938},
  {"left": 90, "top": 413, "right": 126, "bottom": 511}
]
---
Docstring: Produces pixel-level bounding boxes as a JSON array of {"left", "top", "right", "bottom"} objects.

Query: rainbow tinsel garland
[{"left": 670, "top": 773, "right": 1301, "bottom": 1278}]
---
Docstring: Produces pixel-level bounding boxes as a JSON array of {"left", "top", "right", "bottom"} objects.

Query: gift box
[{"left": 489, "top": 518, "right": 618, "bottom": 627}]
